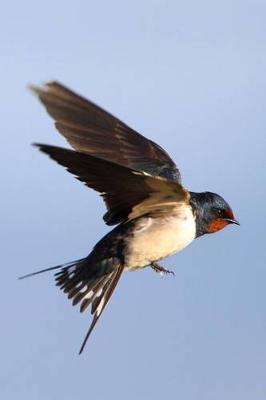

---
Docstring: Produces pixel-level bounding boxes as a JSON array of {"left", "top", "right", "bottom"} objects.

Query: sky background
[{"left": 1, "top": 1, "right": 266, "bottom": 399}]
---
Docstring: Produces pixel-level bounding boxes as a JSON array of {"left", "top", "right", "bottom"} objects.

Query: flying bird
[{"left": 20, "top": 82, "right": 239, "bottom": 353}]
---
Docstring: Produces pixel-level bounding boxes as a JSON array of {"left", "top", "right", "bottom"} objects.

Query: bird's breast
[{"left": 124, "top": 206, "right": 196, "bottom": 270}]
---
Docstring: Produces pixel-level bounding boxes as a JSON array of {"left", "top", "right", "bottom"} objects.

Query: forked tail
[{"left": 19, "top": 256, "right": 124, "bottom": 353}]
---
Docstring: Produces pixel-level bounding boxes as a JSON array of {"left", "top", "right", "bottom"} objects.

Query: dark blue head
[{"left": 189, "top": 191, "right": 239, "bottom": 238}]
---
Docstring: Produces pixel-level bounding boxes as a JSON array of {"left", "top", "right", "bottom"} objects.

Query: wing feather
[
  {"left": 35, "top": 144, "right": 189, "bottom": 225},
  {"left": 30, "top": 81, "right": 181, "bottom": 182}
]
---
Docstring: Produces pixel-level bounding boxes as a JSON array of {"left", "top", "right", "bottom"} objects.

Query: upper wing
[
  {"left": 35, "top": 144, "right": 189, "bottom": 225},
  {"left": 30, "top": 82, "right": 181, "bottom": 183}
]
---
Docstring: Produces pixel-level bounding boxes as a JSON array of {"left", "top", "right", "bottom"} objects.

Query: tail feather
[
  {"left": 78, "top": 264, "right": 124, "bottom": 354},
  {"left": 18, "top": 259, "right": 84, "bottom": 280},
  {"left": 20, "top": 256, "right": 124, "bottom": 353},
  {"left": 80, "top": 275, "right": 108, "bottom": 313},
  {"left": 55, "top": 257, "right": 124, "bottom": 353}
]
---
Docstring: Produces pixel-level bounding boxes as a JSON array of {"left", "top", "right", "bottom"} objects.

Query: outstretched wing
[
  {"left": 35, "top": 144, "right": 189, "bottom": 225},
  {"left": 30, "top": 81, "right": 181, "bottom": 183}
]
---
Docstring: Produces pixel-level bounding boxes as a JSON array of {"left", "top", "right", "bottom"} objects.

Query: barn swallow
[{"left": 20, "top": 82, "right": 239, "bottom": 353}]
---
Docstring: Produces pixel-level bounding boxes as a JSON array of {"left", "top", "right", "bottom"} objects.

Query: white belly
[{"left": 124, "top": 206, "right": 196, "bottom": 270}]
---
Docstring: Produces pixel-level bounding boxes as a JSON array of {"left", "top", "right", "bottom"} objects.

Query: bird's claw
[{"left": 150, "top": 262, "right": 175, "bottom": 276}]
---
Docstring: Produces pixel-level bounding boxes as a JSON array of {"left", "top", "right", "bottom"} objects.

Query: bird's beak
[{"left": 224, "top": 218, "right": 240, "bottom": 226}]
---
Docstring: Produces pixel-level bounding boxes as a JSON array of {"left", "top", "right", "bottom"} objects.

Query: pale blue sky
[{"left": 1, "top": 1, "right": 266, "bottom": 399}]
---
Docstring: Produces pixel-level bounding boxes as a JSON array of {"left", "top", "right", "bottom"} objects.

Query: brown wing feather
[
  {"left": 30, "top": 82, "right": 181, "bottom": 182},
  {"left": 35, "top": 144, "right": 189, "bottom": 225}
]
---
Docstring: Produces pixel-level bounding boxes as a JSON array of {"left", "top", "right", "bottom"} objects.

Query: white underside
[{"left": 124, "top": 205, "right": 196, "bottom": 270}]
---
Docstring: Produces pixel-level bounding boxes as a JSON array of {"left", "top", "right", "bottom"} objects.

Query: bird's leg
[{"left": 150, "top": 262, "right": 175, "bottom": 276}]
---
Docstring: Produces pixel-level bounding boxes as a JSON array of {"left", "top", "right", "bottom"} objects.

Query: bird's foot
[{"left": 150, "top": 262, "right": 175, "bottom": 276}]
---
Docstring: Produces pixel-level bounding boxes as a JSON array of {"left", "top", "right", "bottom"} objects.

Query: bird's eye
[{"left": 216, "top": 209, "right": 223, "bottom": 217}]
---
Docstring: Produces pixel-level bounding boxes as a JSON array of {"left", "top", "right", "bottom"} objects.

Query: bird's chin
[{"left": 207, "top": 218, "right": 231, "bottom": 233}]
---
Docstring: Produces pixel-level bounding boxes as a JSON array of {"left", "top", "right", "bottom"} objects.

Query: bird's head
[{"left": 190, "top": 191, "right": 239, "bottom": 238}]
